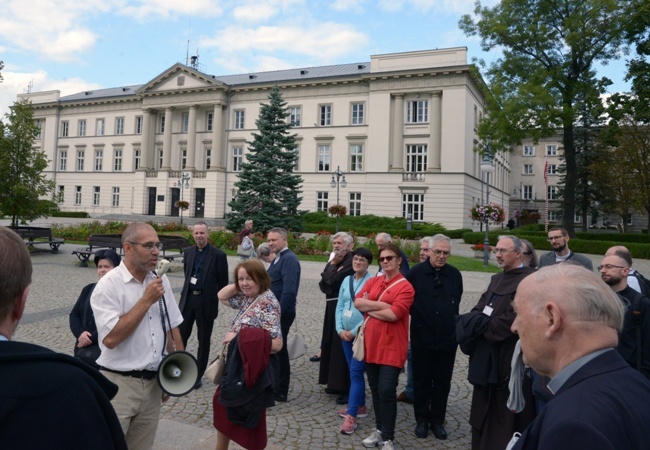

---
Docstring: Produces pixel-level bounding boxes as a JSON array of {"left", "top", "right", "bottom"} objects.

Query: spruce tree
[{"left": 227, "top": 86, "right": 303, "bottom": 233}]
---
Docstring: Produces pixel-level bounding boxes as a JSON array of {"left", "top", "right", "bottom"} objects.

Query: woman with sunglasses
[{"left": 354, "top": 243, "right": 415, "bottom": 450}]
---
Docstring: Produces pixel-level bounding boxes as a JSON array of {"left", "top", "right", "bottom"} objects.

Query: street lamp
[
  {"left": 330, "top": 166, "right": 347, "bottom": 233},
  {"left": 480, "top": 139, "right": 495, "bottom": 267},
  {"left": 174, "top": 172, "right": 191, "bottom": 225}
]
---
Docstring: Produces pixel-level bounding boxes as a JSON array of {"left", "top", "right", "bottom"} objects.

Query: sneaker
[
  {"left": 381, "top": 440, "right": 395, "bottom": 449},
  {"left": 362, "top": 430, "right": 382, "bottom": 448},
  {"left": 338, "top": 405, "right": 369, "bottom": 418},
  {"left": 339, "top": 415, "right": 357, "bottom": 435}
]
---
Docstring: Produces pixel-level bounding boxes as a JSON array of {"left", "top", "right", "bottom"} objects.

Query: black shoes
[
  {"left": 274, "top": 393, "right": 288, "bottom": 403},
  {"left": 336, "top": 394, "right": 349, "bottom": 405},
  {"left": 431, "top": 423, "right": 448, "bottom": 440},
  {"left": 414, "top": 422, "right": 429, "bottom": 439},
  {"left": 193, "top": 380, "right": 203, "bottom": 390},
  {"left": 396, "top": 391, "right": 413, "bottom": 404},
  {"left": 325, "top": 387, "right": 344, "bottom": 395},
  {"left": 309, "top": 355, "right": 321, "bottom": 362}
]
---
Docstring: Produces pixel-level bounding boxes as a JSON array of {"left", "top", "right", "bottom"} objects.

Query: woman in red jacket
[{"left": 355, "top": 242, "right": 414, "bottom": 450}]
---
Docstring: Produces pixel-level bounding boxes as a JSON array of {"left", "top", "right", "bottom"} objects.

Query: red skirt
[{"left": 213, "top": 387, "right": 267, "bottom": 450}]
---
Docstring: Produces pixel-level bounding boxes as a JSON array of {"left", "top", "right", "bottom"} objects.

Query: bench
[
  {"left": 72, "top": 234, "right": 189, "bottom": 267},
  {"left": 10, "top": 226, "right": 65, "bottom": 253}
]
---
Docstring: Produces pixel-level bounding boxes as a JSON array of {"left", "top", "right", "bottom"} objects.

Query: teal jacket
[{"left": 335, "top": 272, "right": 372, "bottom": 336}]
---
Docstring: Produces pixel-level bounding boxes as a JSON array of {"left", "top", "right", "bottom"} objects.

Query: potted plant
[
  {"left": 175, "top": 200, "right": 189, "bottom": 210},
  {"left": 470, "top": 243, "right": 493, "bottom": 259},
  {"left": 328, "top": 204, "right": 347, "bottom": 217},
  {"left": 469, "top": 203, "right": 506, "bottom": 225}
]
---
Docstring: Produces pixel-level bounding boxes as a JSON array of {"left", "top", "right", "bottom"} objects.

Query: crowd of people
[{"left": 2, "top": 222, "right": 650, "bottom": 450}]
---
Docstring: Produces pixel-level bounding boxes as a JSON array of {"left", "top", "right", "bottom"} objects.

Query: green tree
[
  {"left": 460, "top": 0, "right": 633, "bottom": 236},
  {"left": 227, "top": 86, "right": 304, "bottom": 233},
  {"left": 0, "top": 99, "right": 56, "bottom": 226}
]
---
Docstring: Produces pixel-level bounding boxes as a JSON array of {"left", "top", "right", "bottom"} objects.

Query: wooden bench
[
  {"left": 10, "top": 226, "right": 65, "bottom": 253},
  {"left": 72, "top": 234, "right": 189, "bottom": 267}
]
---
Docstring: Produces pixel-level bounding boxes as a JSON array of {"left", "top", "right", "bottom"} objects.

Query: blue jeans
[{"left": 341, "top": 339, "right": 366, "bottom": 417}]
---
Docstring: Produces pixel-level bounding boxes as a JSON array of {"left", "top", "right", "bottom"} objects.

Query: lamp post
[
  {"left": 330, "top": 166, "right": 347, "bottom": 233},
  {"left": 480, "top": 139, "right": 495, "bottom": 267},
  {"left": 175, "top": 172, "right": 191, "bottom": 225}
]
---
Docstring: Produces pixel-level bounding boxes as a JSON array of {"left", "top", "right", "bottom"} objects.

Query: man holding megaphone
[{"left": 91, "top": 223, "right": 184, "bottom": 450}]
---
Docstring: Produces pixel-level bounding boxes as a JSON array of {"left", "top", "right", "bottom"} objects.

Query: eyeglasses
[
  {"left": 493, "top": 248, "right": 517, "bottom": 254},
  {"left": 431, "top": 250, "right": 450, "bottom": 256},
  {"left": 352, "top": 256, "right": 369, "bottom": 263},
  {"left": 597, "top": 264, "right": 626, "bottom": 271},
  {"left": 129, "top": 241, "right": 163, "bottom": 251},
  {"left": 378, "top": 255, "right": 396, "bottom": 263},
  {"left": 547, "top": 236, "right": 564, "bottom": 241}
]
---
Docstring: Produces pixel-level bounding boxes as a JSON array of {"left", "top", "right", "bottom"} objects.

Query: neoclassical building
[{"left": 20, "top": 47, "right": 511, "bottom": 230}]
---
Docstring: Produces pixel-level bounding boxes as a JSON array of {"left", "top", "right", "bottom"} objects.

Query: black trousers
[
  {"left": 412, "top": 345, "right": 457, "bottom": 426},
  {"left": 366, "top": 363, "right": 401, "bottom": 442},
  {"left": 178, "top": 295, "right": 215, "bottom": 377},
  {"left": 271, "top": 311, "right": 296, "bottom": 397}
]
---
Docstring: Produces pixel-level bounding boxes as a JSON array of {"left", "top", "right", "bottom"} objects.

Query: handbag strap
[
  {"left": 361, "top": 277, "right": 407, "bottom": 326},
  {"left": 232, "top": 294, "right": 260, "bottom": 330}
]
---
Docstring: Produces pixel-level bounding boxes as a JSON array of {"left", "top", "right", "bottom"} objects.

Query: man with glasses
[
  {"left": 539, "top": 227, "right": 593, "bottom": 270},
  {"left": 599, "top": 250, "right": 650, "bottom": 379},
  {"left": 406, "top": 235, "right": 463, "bottom": 441},
  {"left": 91, "top": 222, "right": 184, "bottom": 450},
  {"left": 457, "top": 235, "right": 535, "bottom": 450}
]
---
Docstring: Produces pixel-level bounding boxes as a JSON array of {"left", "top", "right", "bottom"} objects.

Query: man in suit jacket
[
  {"left": 510, "top": 264, "right": 650, "bottom": 450},
  {"left": 538, "top": 226, "right": 593, "bottom": 270},
  {"left": 179, "top": 222, "right": 229, "bottom": 387}
]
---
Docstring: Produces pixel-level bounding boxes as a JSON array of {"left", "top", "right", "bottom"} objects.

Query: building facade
[{"left": 20, "top": 47, "right": 511, "bottom": 230}]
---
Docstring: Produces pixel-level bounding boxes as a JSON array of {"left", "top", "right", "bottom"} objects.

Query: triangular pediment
[{"left": 136, "top": 63, "right": 227, "bottom": 95}]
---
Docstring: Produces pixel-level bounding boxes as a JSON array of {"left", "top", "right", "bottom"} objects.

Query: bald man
[{"left": 510, "top": 264, "right": 650, "bottom": 449}]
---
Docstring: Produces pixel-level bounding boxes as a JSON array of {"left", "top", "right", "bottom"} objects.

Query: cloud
[
  {"left": 232, "top": 4, "right": 278, "bottom": 23},
  {"left": 378, "top": 0, "right": 497, "bottom": 14},
  {"left": 120, "top": 0, "right": 224, "bottom": 20},
  {"left": 331, "top": 0, "right": 367, "bottom": 12}
]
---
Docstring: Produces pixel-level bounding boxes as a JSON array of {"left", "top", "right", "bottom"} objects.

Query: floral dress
[{"left": 227, "top": 290, "right": 282, "bottom": 339}]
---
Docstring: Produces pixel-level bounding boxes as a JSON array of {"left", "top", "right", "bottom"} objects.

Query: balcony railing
[{"left": 402, "top": 172, "right": 426, "bottom": 182}]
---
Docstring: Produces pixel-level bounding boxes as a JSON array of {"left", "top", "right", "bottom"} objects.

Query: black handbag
[{"left": 74, "top": 285, "right": 101, "bottom": 367}]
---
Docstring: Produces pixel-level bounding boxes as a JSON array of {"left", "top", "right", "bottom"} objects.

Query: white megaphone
[{"left": 157, "top": 351, "right": 200, "bottom": 397}]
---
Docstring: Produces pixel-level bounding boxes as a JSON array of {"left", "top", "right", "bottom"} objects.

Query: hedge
[{"left": 51, "top": 211, "right": 91, "bottom": 218}]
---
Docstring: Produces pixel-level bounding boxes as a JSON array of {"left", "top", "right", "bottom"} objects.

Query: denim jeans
[
  {"left": 366, "top": 363, "right": 401, "bottom": 442},
  {"left": 341, "top": 339, "right": 366, "bottom": 417}
]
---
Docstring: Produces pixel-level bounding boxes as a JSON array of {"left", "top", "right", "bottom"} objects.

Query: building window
[
  {"left": 349, "top": 192, "right": 361, "bottom": 216},
  {"left": 115, "top": 117, "right": 124, "bottom": 135},
  {"left": 35, "top": 120, "right": 43, "bottom": 140},
  {"left": 112, "top": 187, "right": 120, "bottom": 207},
  {"left": 350, "top": 144, "right": 363, "bottom": 172},
  {"left": 406, "top": 100, "right": 428, "bottom": 123},
  {"left": 319, "top": 105, "right": 332, "bottom": 126},
  {"left": 289, "top": 107, "right": 301, "bottom": 127},
  {"left": 59, "top": 150, "right": 67, "bottom": 171},
  {"left": 317, "top": 191, "right": 329, "bottom": 212},
  {"left": 523, "top": 185, "right": 533, "bottom": 200},
  {"left": 94, "top": 149, "right": 103, "bottom": 171},
  {"left": 546, "top": 144, "right": 557, "bottom": 156},
  {"left": 351, "top": 102, "right": 364, "bottom": 125},
  {"left": 57, "top": 185, "right": 65, "bottom": 203},
  {"left": 318, "top": 144, "right": 331, "bottom": 172},
  {"left": 76, "top": 150, "right": 85, "bottom": 171},
  {"left": 289, "top": 146, "right": 300, "bottom": 171},
  {"left": 402, "top": 194, "right": 424, "bottom": 221},
  {"left": 159, "top": 115, "right": 165, "bottom": 133},
  {"left": 207, "top": 112, "right": 214, "bottom": 132},
  {"left": 135, "top": 116, "right": 143, "bottom": 135},
  {"left": 134, "top": 149, "right": 141, "bottom": 170},
  {"left": 523, "top": 145, "right": 535, "bottom": 156},
  {"left": 234, "top": 110, "right": 245, "bottom": 130},
  {"left": 233, "top": 147, "right": 243, "bottom": 172},
  {"left": 182, "top": 113, "right": 189, "bottom": 133},
  {"left": 547, "top": 185, "right": 559, "bottom": 200},
  {"left": 523, "top": 164, "right": 534, "bottom": 175},
  {"left": 406, "top": 144, "right": 428, "bottom": 172},
  {"left": 158, "top": 149, "right": 163, "bottom": 169},
  {"left": 75, "top": 186, "right": 82, "bottom": 205},
  {"left": 78, "top": 120, "right": 86, "bottom": 137},
  {"left": 96, "top": 118, "right": 104, "bottom": 136},
  {"left": 93, "top": 186, "right": 100, "bottom": 206},
  {"left": 114, "top": 149, "right": 123, "bottom": 171},
  {"left": 548, "top": 210, "right": 559, "bottom": 222},
  {"left": 574, "top": 212, "right": 581, "bottom": 223},
  {"left": 61, "top": 121, "right": 69, "bottom": 137},
  {"left": 547, "top": 164, "right": 557, "bottom": 175},
  {"left": 181, "top": 148, "right": 187, "bottom": 169},
  {"left": 205, "top": 147, "right": 212, "bottom": 169}
]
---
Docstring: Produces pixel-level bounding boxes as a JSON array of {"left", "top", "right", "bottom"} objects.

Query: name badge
[
  {"left": 343, "top": 310, "right": 353, "bottom": 318},
  {"left": 483, "top": 305, "right": 494, "bottom": 317},
  {"left": 190, "top": 277, "right": 198, "bottom": 285}
]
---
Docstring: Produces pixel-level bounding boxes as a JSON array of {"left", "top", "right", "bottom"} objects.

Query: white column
[
  {"left": 141, "top": 109, "right": 152, "bottom": 169},
  {"left": 429, "top": 91, "right": 442, "bottom": 172},
  {"left": 162, "top": 107, "right": 174, "bottom": 169},
  {"left": 391, "top": 94, "right": 404, "bottom": 171},
  {"left": 212, "top": 103, "right": 224, "bottom": 169},
  {"left": 186, "top": 105, "right": 197, "bottom": 170}
]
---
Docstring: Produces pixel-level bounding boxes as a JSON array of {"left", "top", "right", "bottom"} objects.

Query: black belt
[
  {"left": 101, "top": 367, "right": 157, "bottom": 380},
  {"left": 190, "top": 290, "right": 202, "bottom": 296}
]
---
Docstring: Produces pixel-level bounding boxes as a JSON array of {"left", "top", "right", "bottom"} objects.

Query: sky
[{"left": 0, "top": 0, "right": 634, "bottom": 119}]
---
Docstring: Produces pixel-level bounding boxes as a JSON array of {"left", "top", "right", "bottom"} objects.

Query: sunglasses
[{"left": 378, "top": 255, "right": 396, "bottom": 263}]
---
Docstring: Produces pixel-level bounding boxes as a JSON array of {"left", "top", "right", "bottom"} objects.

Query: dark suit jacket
[
  {"left": 512, "top": 349, "right": 650, "bottom": 450},
  {"left": 267, "top": 248, "right": 301, "bottom": 315},
  {"left": 179, "top": 243, "right": 229, "bottom": 320}
]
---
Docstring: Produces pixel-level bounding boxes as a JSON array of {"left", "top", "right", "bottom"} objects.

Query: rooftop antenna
[
  {"left": 190, "top": 52, "right": 199, "bottom": 70},
  {"left": 25, "top": 80, "right": 33, "bottom": 94}
]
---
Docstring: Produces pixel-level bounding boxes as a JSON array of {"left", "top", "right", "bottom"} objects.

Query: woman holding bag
[
  {"left": 335, "top": 247, "right": 374, "bottom": 435},
  {"left": 354, "top": 243, "right": 415, "bottom": 450},
  {"left": 214, "top": 259, "right": 283, "bottom": 450}
]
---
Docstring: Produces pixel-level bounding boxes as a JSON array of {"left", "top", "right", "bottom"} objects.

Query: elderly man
[
  {"left": 318, "top": 232, "right": 355, "bottom": 403},
  {"left": 267, "top": 227, "right": 301, "bottom": 403},
  {"left": 510, "top": 265, "right": 650, "bottom": 449},
  {"left": 599, "top": 249, "right": 650, "bottom": 379},
  {"left": 457, "top": 235, "right": 535, "bottom": 450},
  {"left": 91, "top": 222, "right": 184, "bottom": 450},
  {"left": 538, "top": 226, "right": 593, "bottom": 270},
  {"left": 406, "top": 235, "right": 463, "bottom": 440},
  {"left": 375, "top": 232, "right": 410, "bottom": 276},
  {"left": 0, "top": 227, "right": 126, "bottom": 449}
]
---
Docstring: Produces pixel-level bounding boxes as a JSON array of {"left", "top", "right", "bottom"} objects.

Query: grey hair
[
  {"left": 268, "top": 227, "right": 288, "bottom": 240},
  {"left": 520, "top": 238, "right": 538, "bottom": 269},
  {"left": 257, "top": 243, "right": 271, "bottom": 258},
  {"left": 427, "top": 234, "right": 451, "bottom": 248},
  {"left": 530, "top": 264, "right": 624, "bottom": 332},
  {"left": 376, "top": 232, "right": 392, "bottom": 242},
  {"left": 498, "top": 234, "right": 523, "bottom": 252},
  {"left": 245, "top": 219, "right": 253, "bottom": 226},
  {"left": 333, "top": 232, "right": 353, "bottom": 246},
  {"left": 419, "top": 236, "right": 432, "bottom": 245}
]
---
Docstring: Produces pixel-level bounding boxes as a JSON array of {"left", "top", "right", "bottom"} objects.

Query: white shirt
[{"left": 91, "top": 263, "right": 183, "bottom": 371}]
